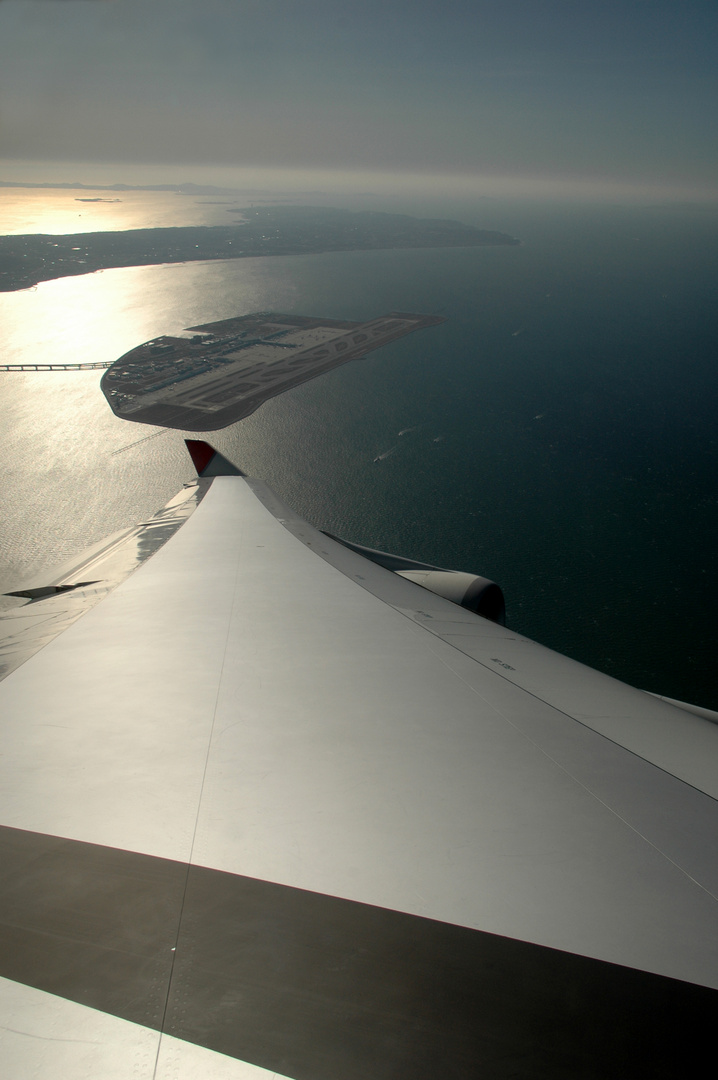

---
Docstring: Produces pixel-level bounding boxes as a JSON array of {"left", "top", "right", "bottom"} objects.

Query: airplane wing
[{"left": 0, "top": 442, "right": 716, "bottom": 1079}]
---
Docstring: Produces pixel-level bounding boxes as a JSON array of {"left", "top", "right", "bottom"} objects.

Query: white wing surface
[{"left": 0, "top": 444, "right": 716, "bottom": 1079}]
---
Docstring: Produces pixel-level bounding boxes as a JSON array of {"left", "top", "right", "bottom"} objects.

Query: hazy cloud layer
[{"left": 1, "top": 0, "right": 716, "bottom": 196}]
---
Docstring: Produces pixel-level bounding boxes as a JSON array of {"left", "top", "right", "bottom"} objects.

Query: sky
[{"left": 0, "top": 0, "right": 717, "bottom": 200}]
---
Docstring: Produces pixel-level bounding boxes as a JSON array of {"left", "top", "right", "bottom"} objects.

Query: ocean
[{"left": 1, "top": 189, "right": 716, "bottom": 707}]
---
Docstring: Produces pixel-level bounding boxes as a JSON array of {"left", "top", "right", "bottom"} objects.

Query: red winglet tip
[{"left": 185, "top": 440, "right": 216, "bottom": 475}]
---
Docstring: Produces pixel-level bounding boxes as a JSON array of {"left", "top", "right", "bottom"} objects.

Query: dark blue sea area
[{"left": 216, "top": 200, "right": 718, "bottom": 709}]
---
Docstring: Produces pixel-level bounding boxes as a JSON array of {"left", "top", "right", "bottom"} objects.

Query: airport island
[
  {"left": 102, "top": 311, "right": 445, "bottom": 431},
  {"left": 0, "top": 205, "right": 519, "bottom": 292}
]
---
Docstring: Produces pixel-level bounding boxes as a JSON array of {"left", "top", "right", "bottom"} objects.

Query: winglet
[{"left": 185, "top": 440, "right": 245, "bottom": 477}]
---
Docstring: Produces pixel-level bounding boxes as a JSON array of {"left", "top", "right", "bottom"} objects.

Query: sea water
[{"left": 0, "top": 193, "right": 716, "bottom": 707}]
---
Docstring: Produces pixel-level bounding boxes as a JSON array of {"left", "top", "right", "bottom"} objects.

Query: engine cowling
[
  {"left": 323, "top": 531, "right": 506, "bottom": 625},
  {"left": 395, "top": 570, "right": 505, "bottom": 624}
]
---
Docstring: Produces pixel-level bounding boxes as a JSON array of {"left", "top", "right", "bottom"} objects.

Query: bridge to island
[{"left": 0, "top": 361, "right": 111, "bottom": 371}]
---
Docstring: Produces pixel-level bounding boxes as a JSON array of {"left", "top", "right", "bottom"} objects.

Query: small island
[
  {"left": 102, "top": 310, "right": 446, "bottom": 431},
  {"left": 0, "top": 205, "right": 519, "bottom": 292}
]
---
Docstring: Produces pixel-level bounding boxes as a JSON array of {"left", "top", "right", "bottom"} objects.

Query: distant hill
[{"left": 0, "top": 180, "right": 245, "bottom": 195}]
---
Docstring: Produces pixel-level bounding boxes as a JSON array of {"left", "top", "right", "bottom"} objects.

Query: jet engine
[
  {"left": 323, "top": 532, "right": 506, "bottom": 624},
  {"left": 395, "top": 569, "right": 505, "bottom": 624}
]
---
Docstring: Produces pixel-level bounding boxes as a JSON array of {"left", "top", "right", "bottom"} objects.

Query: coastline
[{"left": 0, "top": 206, "right": 519, "bottom": 292}]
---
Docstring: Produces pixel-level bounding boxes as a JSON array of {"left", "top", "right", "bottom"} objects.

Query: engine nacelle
[
  {"left": 323, "top": 531, "right": 506, "bottom": 624},
  {"left": 395, "top": 570, "right": 505, "bottom": 625}
]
